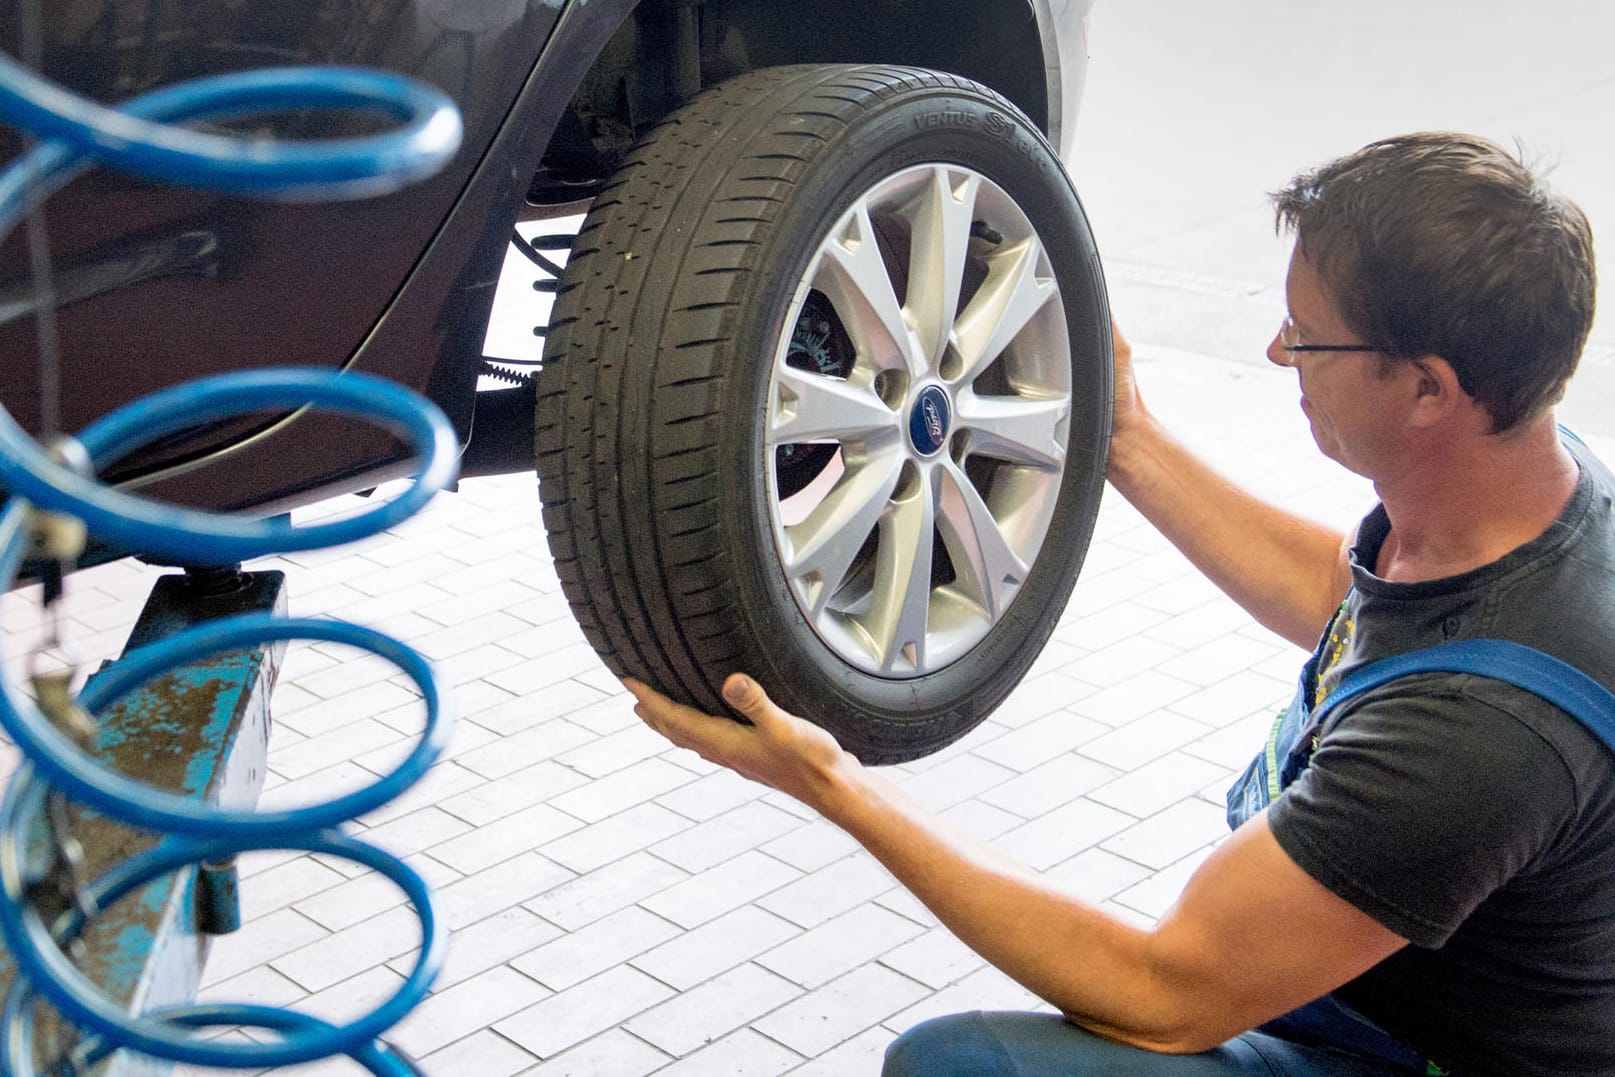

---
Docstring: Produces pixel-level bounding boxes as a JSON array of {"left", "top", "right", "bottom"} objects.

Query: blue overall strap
[{"left": 1313, "top": 639, "right": 1615, "bottom": 754}]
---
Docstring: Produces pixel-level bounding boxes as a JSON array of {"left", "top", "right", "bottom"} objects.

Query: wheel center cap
[{"left": 908, "top": 385, "right": 951, "bottom": 457}]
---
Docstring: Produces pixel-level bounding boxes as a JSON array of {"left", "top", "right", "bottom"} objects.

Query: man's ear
[{"left": 1407, "top": 354, "right": 1467, "bottom": 429}]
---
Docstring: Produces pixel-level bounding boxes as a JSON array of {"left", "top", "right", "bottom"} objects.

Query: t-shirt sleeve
[{"left": 1267, "top": 675, "right": 1578, "bottom": 948}]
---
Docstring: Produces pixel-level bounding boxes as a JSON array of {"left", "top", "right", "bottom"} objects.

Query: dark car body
[{"left": 0, "top": 0, "right": 1095, "bottom": 541}]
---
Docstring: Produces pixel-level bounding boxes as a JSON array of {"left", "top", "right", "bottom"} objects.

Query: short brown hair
[{"left": 1272, "top": 132, "right": 1596, "bottom": 432}]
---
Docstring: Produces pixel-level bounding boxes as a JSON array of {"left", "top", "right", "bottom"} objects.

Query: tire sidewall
[{"left": 716, "top": 76, "right": 1113, "bottom": 757}]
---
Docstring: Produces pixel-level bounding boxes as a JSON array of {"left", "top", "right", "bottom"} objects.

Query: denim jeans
[{"left": 881, "top": 1012, "right": 1430, "bottom": 1077}]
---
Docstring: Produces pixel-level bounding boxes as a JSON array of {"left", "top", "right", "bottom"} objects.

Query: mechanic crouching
[{"left": 627, "top": 131, "right": 1614, "bottom": 1077}]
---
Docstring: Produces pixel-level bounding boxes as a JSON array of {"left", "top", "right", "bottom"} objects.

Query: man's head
[{"left": 1271, "top": 132, "right": 1596, "bottom": 433}]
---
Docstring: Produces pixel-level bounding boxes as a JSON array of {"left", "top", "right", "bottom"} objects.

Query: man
[{"left": 626, "top": 132, "right": 1613, "bottom": 1076}]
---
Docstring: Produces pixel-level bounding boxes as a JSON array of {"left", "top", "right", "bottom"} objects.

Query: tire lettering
[
  {"left": 913, "top": 107, "right": 981, "bottom": 131},
  {"left": 984, "top": 111, "right": 1052, "bottom": 174}
]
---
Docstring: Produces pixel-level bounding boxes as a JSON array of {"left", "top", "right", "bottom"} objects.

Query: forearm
[
  {"left": 1107, "top": 409, "right": 1348, "bottom": 649},
  {"left": 813, "top": 761, "right": 1204, "bottom": 1049},
  {"left": 626, "top": 674, "right": 1400, "bottom": 1053}
]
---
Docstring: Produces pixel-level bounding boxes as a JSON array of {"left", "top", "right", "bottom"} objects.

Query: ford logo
[{"left": 908, "top": 386, "right": 951, "bottom": 456}]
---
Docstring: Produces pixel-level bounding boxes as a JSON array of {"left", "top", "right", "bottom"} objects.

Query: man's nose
[{"left": 1266, "top": 333, "right": 1296, "bottom": 369}]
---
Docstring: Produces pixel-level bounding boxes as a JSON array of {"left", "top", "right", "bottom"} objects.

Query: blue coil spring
[{"left": 0, "top": 47, "right": 464, "bottom": 1075}]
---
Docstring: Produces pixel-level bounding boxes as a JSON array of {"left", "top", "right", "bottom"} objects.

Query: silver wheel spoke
[
  {"left": 770, "top": 365, "right": 899, "bottom": 447},
  {"left": 953, "top": 235, "right": 1056, "bottom": 385},
  {"left": 955, "top": 390, "right": 1070, "bottom": 471},
  {"left": 937, "top": 459, "right": 1027, "bottom": 621},
  {"left": 865, "top": 473, "right": 937, "bottom": 673},
  {"left": 906, "top": 167, "right": 979, "bottom": 368},
  {"left": 783, "top": 449, "right": 904, "bottom": 615},
  {"left": 820, "top": 201, "right": 917, "bottom": 376}
]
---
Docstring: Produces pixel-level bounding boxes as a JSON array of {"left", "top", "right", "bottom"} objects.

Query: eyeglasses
[{"left": 1279, "top": 316, "right": 1383, "bottom": 355}]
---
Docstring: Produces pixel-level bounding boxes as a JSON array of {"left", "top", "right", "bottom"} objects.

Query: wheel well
[{"left": 527, "top": 0, "right": 1047, "bottom": 208}]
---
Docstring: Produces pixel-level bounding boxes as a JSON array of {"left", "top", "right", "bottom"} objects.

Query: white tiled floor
[{"left": 2, "top": 337, "right": 1430, "bottom": 1074}]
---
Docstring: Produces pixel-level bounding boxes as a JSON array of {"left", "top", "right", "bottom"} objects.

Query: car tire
[{"left": 536, "top": 64, "right": 1111, "bottom": 763}]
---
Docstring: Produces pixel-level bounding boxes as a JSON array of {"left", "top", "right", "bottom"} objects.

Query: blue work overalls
[{"left": 1225, "top": 635, "right": 1615, "bottom": 1077}]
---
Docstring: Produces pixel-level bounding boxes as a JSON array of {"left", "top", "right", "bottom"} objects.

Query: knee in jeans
[{"left": 883, "top": 1012, "right": 1009, "bottom": 1077}]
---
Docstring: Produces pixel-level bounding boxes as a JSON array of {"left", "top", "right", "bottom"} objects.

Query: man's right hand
[
  {"left": 1110, "top": 316, "right": 1145, "bottom": 432},
  {"left": 1099, "top": 313, "right": 1353, "bottom": 648},
  {"left": 1108, "top": 316, "right": 1150, "bottom": 483}
]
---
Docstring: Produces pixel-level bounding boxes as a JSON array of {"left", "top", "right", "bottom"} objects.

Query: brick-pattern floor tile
[
  {"left": 429, "top": 803, "right": 585, "bottom": 874},
  {"left": 511, "top": 906, "right": 681, "bottom": 990},
  {"left": 440, "top": 759, "right": 591, "bottom": 826},
  {"left": 548, "top": 757, "right": 693, "bottom": 823},
  {"left": 1170, "top": 669, "right": 1293, "bottom": 728},
  {"left": 537, "top": 803, "right": 687, "bottom": 874},
  {"left": 201, "top": 908, "right": 328, "bottom": 987},
  {"left": 522, "top": 851, "right": 689, "bottom": 931},
  {"left": 1072, "top": 667, "right": 1199, "bottom": 727},
  {"left": 648, "top": 1029, "right": 804, "bottom": 1076},
  {"left": 518, "top": 1029, "right": 671, "bottom": 1076},
  {"left": 1185, "top": 710, "right": 1278, "bottom": 771},
  {"left": 359, "top": 805, "right": 473, "bottom": 858},
  {"left": 294, "top": 866, "right": 415, "bottom": 932},
  {"left": 883, "top": 964, "right": 1050, "bottom": 1033},
  {"left": 988, "top": 672, "right": 1095, "bottom": 728},
  {"left": 195, "top": 965, "right": 306, "bottom": 1009},
  {"left": 238, "top": 854, "right": 347, "bottom": 921},
  {"left": 895, "top": 753, "right": 1018, "bottom": 812},
  {"left": 878, "top": 927, "right": 987, "bottom": 990},
  {"left": 972, "top": 709, "right": 1109, "bottom": 773},
  {"left": 760, "top": 818, "right": 862, "bottom": 872},
  {"left": 654, "top": 767, "right": 767, "bottom": 821},
  {"left": 297, "top": 964, "right": 409, "bottom": 1026},
  {"left": 1115, "top": 846, "right": 1219, "bottom": 919},
  {"left": 643, "top": 851, "right": 803, "bottom": 929},
  {"left": 1078, "top": 709, "right": 1212, "bottom": 769},
  {"left": 874, "top": 887, "right": 941, "bottom": 928},
  {"left": 978, "top": 753, "right": 1120, "bottom": 819},
  {"left": 495, "top": 966, "right": 675, "bottom": 1059},
  {"left": 625, "top": 964, "right": 803, "bottom": 1056},
  {"left": 756, "top": 853, "right": 894, "bottom": 929},
  {"left": 1041, "top": 846, "right": 1156, "bottom": 904},
  {"left": 421, "top": 1029, "right": 537, "bottom": 1077},
  {"left": 758, "top": 903, "right": 926, "bottom": 989},
  {"left": 417, "top": 906, "right": 562, "bottom": 988},
  {"left": 787, "top": 1026, "right": 895, "bottom": 1076},
  {"left": 753, "top": 964, "right": 930, "bottom": 1058},
  {"left": 272, "top": 905, "right": 421, "bottom": 992},
  {"left": 995, "top": 797, "right": 1136, "bottom": 871},
  {"left": 390, "top": 965, "right": 551, "bottom": 1058},
  {"left": 434, "top": 851, "right": 575, "bottom": 929},
  {"left": 1163, "top": 634, "right": 1285, "bottom": 689},
  {"left": 1063, "top": 635, "right": 1185, "bottom": 688},
  {"left": 649, "top": 801, "right": 806, "bottom": 873},
  {"left": 1089, "top": 752, "right": 1232, "bottom": 817},
  {"left": 1102, "top": 797, "right": 1231, "bottom": 870},
  {"left": 457, "top": 718, "right": 598, "bottom": 779},
  {"left": 938, "top": 798, "right": 1027, "bottom": 841},
  {"left": 631, "top": 905, "right": 802, "bottom": 992}
]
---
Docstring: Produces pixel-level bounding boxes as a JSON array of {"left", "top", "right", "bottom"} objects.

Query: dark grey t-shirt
[{"left": 1267, "top": 441, "right": 1615, "bottom": 1077}]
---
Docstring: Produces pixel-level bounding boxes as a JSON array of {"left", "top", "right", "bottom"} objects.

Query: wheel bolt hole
[
  {"left": 873, "top": 369, "right": 909, "bottom": 410},
  {"left": 949, "top": 430, "right": 970, "bottom": 465},
  {"left": 893, "top": 459, "right": 922, "bottom": 501}
]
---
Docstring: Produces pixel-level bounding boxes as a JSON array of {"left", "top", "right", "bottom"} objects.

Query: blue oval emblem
[{"left": 908, "top": 385, "right": 951, "bottom": 456}]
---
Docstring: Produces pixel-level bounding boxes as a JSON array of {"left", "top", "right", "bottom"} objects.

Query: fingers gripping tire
[{"left": 536, "top": 65, "right": 1111, "bottom": 764}]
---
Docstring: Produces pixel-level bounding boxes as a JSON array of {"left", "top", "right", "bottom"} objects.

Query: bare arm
[
  {"left": 627, "top": 675, "right": 1406, "bottom": 1053},
  {"left": 1107, "top": 323, "right": 1352, "bottom": 648}
]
